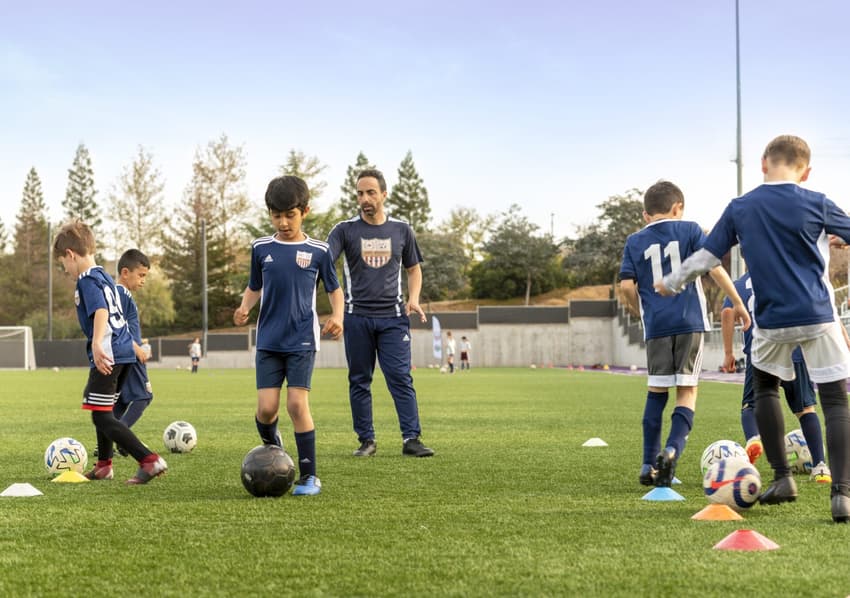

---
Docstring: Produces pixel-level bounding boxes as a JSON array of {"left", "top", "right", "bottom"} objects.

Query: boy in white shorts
[{"left": 657, "top": 135, "right": 850, "bottom": 522}]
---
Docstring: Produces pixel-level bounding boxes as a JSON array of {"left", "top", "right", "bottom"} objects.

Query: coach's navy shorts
[
  {"left": 117, "top": 362, "right": 153, "bottom": 404},
  {"left": 255, "top": 349, "right": 315, "bottom": 390}
]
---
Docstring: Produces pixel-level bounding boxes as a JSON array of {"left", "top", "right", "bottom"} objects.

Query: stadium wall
[{"left": 32, "top": 300, "right": 732, "bottom": 371}]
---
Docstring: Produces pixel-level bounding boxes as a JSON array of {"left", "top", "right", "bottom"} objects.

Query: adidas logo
[
  {"left": 300, "top": 458, "right": 312, "bottom": 464},
  {"left": 402, "top": 334, "right": 410, "bottom": 342},
  {"left": 264, "top": 255, "right": 273, "bottom": 263}
]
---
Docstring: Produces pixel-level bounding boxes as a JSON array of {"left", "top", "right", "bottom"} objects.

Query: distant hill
[{"left": 423, "top": 285, "right": 613, "bottom": 312}]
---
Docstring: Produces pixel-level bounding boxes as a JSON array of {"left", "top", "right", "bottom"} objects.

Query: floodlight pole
[
  {"left": 730, "top": 0, "right": 745, "bottom": 279},
  {"left": 47, "top": 222, "right": 53, "bottom": 341},
  {"left": 201, "top": 218, "right": 208, "bottom": 357}
]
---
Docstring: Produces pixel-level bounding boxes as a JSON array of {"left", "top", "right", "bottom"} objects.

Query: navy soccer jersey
[
  {"left": 704, "top": 183, "right": 850, "bottom": 329},
  {"left": 75, "top": 266, "right": 135, "bottom": 366},
  {"left": 619, "top": 219, "right": 710, "bottom": 340},
  {"left": 722, "top": 273, "right": 804, "bottom": 363},
  {"left": 117, "top": 284, "right": 142, "bottom": 344},
  {"left": 326, "top": 215, "right": 423, "bottom": 317},
  {"left": 248, "top": 235, "right": 340, "bottom": 352}
]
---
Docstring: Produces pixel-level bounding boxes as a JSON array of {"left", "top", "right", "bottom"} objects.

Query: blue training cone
[{"left": 642, "top": 487, "right": 685, "bottom": 501}]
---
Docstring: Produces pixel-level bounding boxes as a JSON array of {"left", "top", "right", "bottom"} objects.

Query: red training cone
[{"left": 713, "top": 529, "right": 779, "bottom": 551}]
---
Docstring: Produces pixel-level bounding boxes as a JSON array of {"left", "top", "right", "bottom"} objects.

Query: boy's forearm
[
  {"left": 328, "top": 288, "right": 344, "bottom": 318},
  {"left": 708, "top": 265, "right": 744, "bottom": 308}
]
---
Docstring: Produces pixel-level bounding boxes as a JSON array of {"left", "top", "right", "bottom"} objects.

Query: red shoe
[
  {"left": 126, "top": 456, "right": 168, "bottom": 485},
  {"left": 84, "top": 462, "right": 114, "bottom": 480},
  {"left": 745, "top": 436, "right": 763, "bottom": 465}
]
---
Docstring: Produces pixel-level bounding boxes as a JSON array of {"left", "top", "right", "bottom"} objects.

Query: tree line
[{"left": 0, "top": 134, "right": 662, "bottom": 340}]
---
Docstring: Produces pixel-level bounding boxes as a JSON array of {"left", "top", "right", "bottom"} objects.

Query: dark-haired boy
[
  {"left": 234, "top": 175, "right": 344, "bottom": 496},
  {"left": 620, "top": 180, "right": 748, "bottom": 488}
]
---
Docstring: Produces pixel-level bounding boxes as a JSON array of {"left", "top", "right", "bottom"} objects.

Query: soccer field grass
[{"left": 3, "top": 367, "right": 850, "bottom": 596}]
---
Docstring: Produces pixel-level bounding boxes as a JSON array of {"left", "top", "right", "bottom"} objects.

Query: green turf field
[{"left": 2, "top": 367, "right": 850, "bottom": 596}]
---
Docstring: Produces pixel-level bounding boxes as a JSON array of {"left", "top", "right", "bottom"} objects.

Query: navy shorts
[
  {"left": 255, "top": 350, "right": 315, "bottom": 390},
  {"left": 117, "top": 362, "right": 152, "bottom": 404}
]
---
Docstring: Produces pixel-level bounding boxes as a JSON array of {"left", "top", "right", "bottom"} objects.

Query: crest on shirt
[
  {"left": 361, "top": 238, "right": 392, "bottom": 268},
  {"left": 295, "top": 250, "right": 312, "bottom": 269},
  {"left": 74, "top": 290, "right": 80, "bottom": 307}
]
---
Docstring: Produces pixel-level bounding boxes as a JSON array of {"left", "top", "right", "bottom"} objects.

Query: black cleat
[
  {"left": 639, "top": 464, "right": 657, "bottom": 486},
  {"left": 831, "top": 494, "right": 850, "bottom": 523},
  {"left": 654, "top": 447, "right": 677, "bottom": 487},
  {"left": 402, "top": 437, "right": 435, "bottom": 457},
  {"left": 758, "top": 475, "right": 797, "bottom": 505},
  {"left": 352, "top": 439, "right": 376, "bottom": 457}
]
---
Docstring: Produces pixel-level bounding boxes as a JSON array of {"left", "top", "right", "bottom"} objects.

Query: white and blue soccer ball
[
  {"left": 44, "top": 437, "right": 88, "bottom": 477},
  {"left": 699, "top": 439, "right": 748, "bottom": 475},
  {"left": 703, "top": 457, "right": 762, "bottom": 511},
  {"left": 163, "top": 421, "right": 197, "bottom": 453},
  {"left": 784, "top": 429, "right": 813, "bottom": 474}
]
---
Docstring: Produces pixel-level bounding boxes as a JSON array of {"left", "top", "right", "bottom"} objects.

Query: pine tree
[
  {"left": 108, "top": 145, "right": 166, "bottom": 253},
  {"left": 387, "top": 150, "right": 431, "bottom": 233},
  {"left": 63, "top": 143, "right": 101, "bottom": 230},
  {"left": 338, "top": 151, "right": 374, "bottom": 216},
  {"left": 6, "top": 168, "right": 51, "bottom": 328},
  {"left": 280, "top": 149, "right": 328, "bottom": 200},
  {"left": 0, "top": 217, "right": 8, "bottom": 254},
  {"left": 161, "top": 134, "right": 251, "bottom": 331}
]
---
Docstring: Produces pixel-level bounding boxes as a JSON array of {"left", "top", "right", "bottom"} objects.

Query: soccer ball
[
  {"left": 784, "top": 429, "right": 813, "bottom": 474},
  {"left": 163, "top": 421, "right": 198, "bottom": 453},
  {"left": 699, "top": 439, "right": 748, "bottom": 475},
  {"left": 44, "top": 437, "right": 88, "bottom": 477},
  {"left": 703, "top": 457, "right": 762, "bottom": 511},
  {"left": 240, "top": 445, "right": 296, "bottom": 497}
]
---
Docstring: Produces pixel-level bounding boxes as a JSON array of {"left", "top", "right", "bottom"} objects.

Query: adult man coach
[{"left": 327, "top": 168, "right": 435, "bottom": 458}]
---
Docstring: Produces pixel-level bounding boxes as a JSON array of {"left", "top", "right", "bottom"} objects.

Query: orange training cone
[
  {"left": 691, "top": 504, "right": 743, "bottom": 521},
  {"left": 713, "top": 529, "right": 779, "bottom": 551}
]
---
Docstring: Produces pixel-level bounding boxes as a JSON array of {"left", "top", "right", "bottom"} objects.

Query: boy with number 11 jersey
[{"left": 619, "top": 181, "right": 748, "bottom": 488}]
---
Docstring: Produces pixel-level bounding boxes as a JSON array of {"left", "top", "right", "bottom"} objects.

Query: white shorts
[{"left": 752, "top": 321, "right": 850, "bottom": 383}]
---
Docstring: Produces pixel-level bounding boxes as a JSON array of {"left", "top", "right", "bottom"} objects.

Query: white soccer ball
[
  {"left": 784, "top": 429, "right": 813, "bottom": 474},
  {"left": 629, "top": 364, "right": 637, "bottom": 371},
  {"left": 439, "top": 366, "right": 447, "bottom": 374},
  {"left": 703, "top": 457, "right": 762, "bottom": 511},
  {"left": 163, "top": 421, "right": 198, "bottom": 453},
  {"left": 530, "top": 364, "right": 537, "bottom": 369},
  {"left": 699, "top": 439, "right": 748, "bottom": 475},
  {"left": 44, "top": 437, "right": 88, "bottom": 477}
]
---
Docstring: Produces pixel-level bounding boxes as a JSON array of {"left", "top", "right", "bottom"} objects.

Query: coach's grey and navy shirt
[{"left": 327, "top": 215, "right": 423, "bottom": 318}]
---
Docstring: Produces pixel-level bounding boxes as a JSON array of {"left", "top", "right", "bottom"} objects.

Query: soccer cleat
[
  {"left": 292, "top": 475, "right": 322, "bottom": 496},
  {"left": 352, "top": 439, "right": 376, "bottom": 457},
  {"left": 126, "top": 456, "right": 168, "bottom": 485},
  {"left": 84, "top": 463, "right": 114, "bottom": 480},
  {"left": 831, "top": 494, "right": 850, "bottom": 523},
  {"left": 654, "top": 447, "right": 677, "bottom": 487},
  {"left": 639, "top": 464, "right": 657, "bottom": 486},
  {"left": 402, "top": 437, "right": 435, "bottom": 457},
  {"left": 758, "top": 475, "right": 797, "bottom": 505},
  {"left": 745, "top": 436, "right": 763, "bottom": 465},
  {"left": 810, "top": 461, "right": 832, "bottom": 484}
]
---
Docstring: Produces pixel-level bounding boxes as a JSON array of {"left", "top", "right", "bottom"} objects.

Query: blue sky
[{"left": 2, "top": 1, "right": 850, "bottom": 245}]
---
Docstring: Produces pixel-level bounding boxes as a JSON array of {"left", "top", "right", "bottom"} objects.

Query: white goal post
[{"left": 0, "top": 326, "right": 37, "bottom": 370}]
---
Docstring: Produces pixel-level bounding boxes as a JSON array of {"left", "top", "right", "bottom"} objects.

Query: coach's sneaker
[
  {"left": 758, "top": 475, "right": 797, "bottom": 505},
  {"left": 352, "top": 439, "right": 376, "bottom": 457},
  {"left": 831, "top": 493, "right": 850, "bottom": 523},
  {"left": 811, "top": 461, "right": 832, "bottom": 484},
  {"left": 745, "top": 436, "right": 763, "bottom": 465},
  {"left": 654, "top": 447, "right": 677, "bottom": 488},
  {"left": 292, "top": 475, "right": 322, "bottom": 496},
  {"left": 84, "top": 461, "right": 114, "bottom": 480},
  {"left": 402, "top": 437, "right": 435, "bottom": 457},
  {"left": 126, "top": 455, "right": 168, "bottom": 485},
  {"left": 639, "top": 464, "right": 657, "bottom": 486}
]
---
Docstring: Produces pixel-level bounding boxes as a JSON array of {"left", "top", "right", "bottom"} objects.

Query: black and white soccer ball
[
  {"left": 163, "top": 421, "right": 197, "bottom": 453},
  {"left": 240, "top": 445, "right": 296, "bottom": 497}
]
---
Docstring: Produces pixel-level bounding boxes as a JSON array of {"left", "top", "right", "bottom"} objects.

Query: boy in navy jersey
[
  {"left": 52, "top": 221, "right": 167, "bottom": 484},
  {"left": 234, "top": 176, "right": 344, "bottom": 496},
  {"left": 327, "top": 169, "right": 435, "bottom": 458},
  {"left": 112, "top": 249, "right": 154, "bottom": 445},
  {"left": 658, "top": 135, "right": 850, "bottom": 522},
  {"left": 620, "top": 181, "right": 748, "bottom": 487},
  {"left": 721, "top": 272, "right": 831, "bottom": 483}
]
